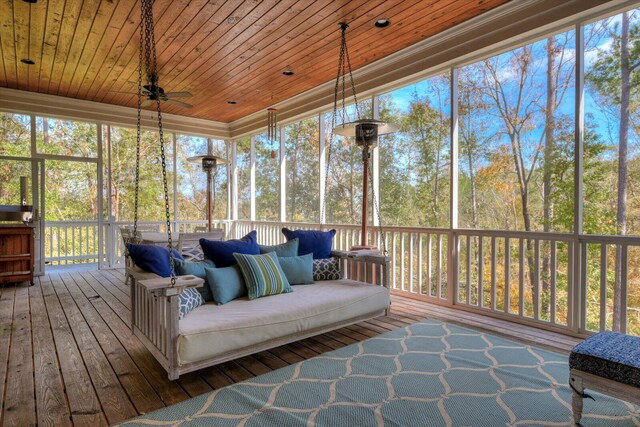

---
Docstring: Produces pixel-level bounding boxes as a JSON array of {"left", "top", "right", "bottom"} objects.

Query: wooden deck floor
[{"left": 0, "top": 269, "right": 581, "bottom": 426}]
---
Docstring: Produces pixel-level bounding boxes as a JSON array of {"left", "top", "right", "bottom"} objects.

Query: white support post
[
  {"left": 105, "top": 124, "right": 114, "bottom": 267},
  {"left": 372, "top": 95, "right": 380, "bottom": 229},
  {"left": 573, "top": 23, "right": 585, "bottom": 333},
  {"left": 96, "top": 122, "right": 104, "bottom": 268},
  {"left": 250, "top": 135, "right": 256, "bottom": 221},
  {"left": 226, "top": 140, "right": 232, "bottom": 222},
  {"left": 449, "top": 67, "right": 460, "bottom": 306},
  {"left": 231, "top": 140, "right": 239, "bottom": 223},
  {"left": 279, "top": 126, "right": 286, "bottom": 223},
  {"left": 319, "top": 112, "right": 326, "bottom": 225}
]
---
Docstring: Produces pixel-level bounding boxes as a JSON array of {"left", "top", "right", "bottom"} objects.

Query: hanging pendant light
[
  {"left": 329, "top": 23, "right": 398, "bottom": 251},
  {"left": 187, "top": 143, "right": 228, "bottom": 233}
]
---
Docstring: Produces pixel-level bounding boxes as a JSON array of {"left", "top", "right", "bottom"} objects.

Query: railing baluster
[
  {"left": 400, "top": 233, "right": 406, "bottom": 291},
  {"left": 436, "top": 234, "right": 442, "bottom": 300},
  {"left": 466, "top": 235, "right": 471, "bottom": 305},
  {"left": 519, "top": 238, "right": 524, "bottom": 316},
  {"left": 418, "top": 233, "right": 423, "bottom": 295},
  {"left": 620, "top": 244, "right": 628, "bottom": 335},
  {"left": 600, "top": 243, "right": 607, "bottom": 331},
  {"left": 534, "top": 239, "right": 540, "bottom": 321},
  {"left": 478, "top": 236, "right": 484, "bottom": 308},
  {"left": 427, "top": 233, "right": 433, "bottom": 297},
  {"left": 550, "top": 240, "right": 557, "bottom": 325},
  {"left": 409, "top": 233, "right": 414, "bottom": 293},
  {"left": 491, "top": 236, "right": 497, "bottom": 310},
  {"left": 505, "top": 237, "right": 510, "bottom": 313}
]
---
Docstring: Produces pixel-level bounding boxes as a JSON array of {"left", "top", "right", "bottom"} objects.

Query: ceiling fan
[{"left": 112, "top": 74, "right": 194, "bottom": 108}]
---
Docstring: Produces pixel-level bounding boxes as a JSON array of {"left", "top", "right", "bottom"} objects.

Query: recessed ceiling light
[
  {"left": 374, "top": 19, "right": 390, "bottom": 28},
  {"left": 282, "top": 69, "right": 294, "bottom": 76},
  {"left": 22, "top": 0, "right": 39, "bottom": 3},
  {"left": 227, "top": 100, "right": 237, "bottom": 104},
  {"left": 20, "top": 58, "right": 35, "bottom": 65}
]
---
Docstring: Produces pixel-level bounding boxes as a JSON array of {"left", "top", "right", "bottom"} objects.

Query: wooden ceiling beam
[
  {"left": 197, "top": 0, "right": 430, "bottom": 121},
  {"left": 218, "top": 0, "right": 500, "bottom": 122}
]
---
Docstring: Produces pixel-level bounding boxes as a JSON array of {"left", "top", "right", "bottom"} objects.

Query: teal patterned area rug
[{"left": 119, "top": 320, "right": 640, "bottom": 427}]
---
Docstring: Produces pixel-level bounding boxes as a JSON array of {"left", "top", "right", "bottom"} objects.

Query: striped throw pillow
[{"left": 233, "top": 252, "right": 292, "bottom": 299}]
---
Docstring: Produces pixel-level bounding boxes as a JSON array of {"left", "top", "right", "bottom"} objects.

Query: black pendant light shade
[
  {"left": 187, "top": 154, "right": 228, "bottom": 172},
  {"left": 333, "top": 119, "right": 399, "bottom": 147}
]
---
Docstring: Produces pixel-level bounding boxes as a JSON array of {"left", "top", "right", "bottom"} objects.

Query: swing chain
[{"left": 137, "top": 0, "right": 176, "bottom": 285}]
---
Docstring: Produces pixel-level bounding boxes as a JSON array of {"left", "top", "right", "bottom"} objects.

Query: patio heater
[
  {"left": 187, "top": 148, "right": 228, "bottom": 232},
  {"left": 329, "top": 23, "right": 398, "bottom": 251}
]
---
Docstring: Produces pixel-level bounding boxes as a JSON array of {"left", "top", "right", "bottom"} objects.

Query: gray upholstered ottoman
[{"left": 569, "top": 331, "right": 640, "bottom": 425}]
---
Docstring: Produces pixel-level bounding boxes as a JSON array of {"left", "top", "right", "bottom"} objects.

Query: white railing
[
  {"left": 233, "top": 221, "right": 640, "bottom": 337},
  {"left": 44, "top": 219, "right": 234, "bottom": 267},
  {"left": 43, "top": 219, "right": 640, "bottom": 336}
]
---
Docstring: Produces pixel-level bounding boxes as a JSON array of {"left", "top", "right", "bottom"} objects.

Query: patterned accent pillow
[
  {"left": 233, "top": 252, "right": 292, "bottom": 299},
  {"left": 313, "top": 257, "right": 341, "bottom": 281},
  {"left": 178, "top": 287, "right": 204, "bottom": 319}
]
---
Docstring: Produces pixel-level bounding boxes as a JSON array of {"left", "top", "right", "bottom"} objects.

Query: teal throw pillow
[
  {"left": 259, "top": 238, "right": 299, "bottom": 258},
  {"left": 233, "top": 252, "right": 292, "bottom": 299},
  {"left": 178, "top": 288, "right": 204, "bottom": 319},
  {"left": 204, "top": 265, "right": 247, "bottom": 305},
  {"left": 278, "top": 253, "right": 314, "bottom": 285},
  {"left": 174, "top": 258, "right": 215, "bottom": 302}
]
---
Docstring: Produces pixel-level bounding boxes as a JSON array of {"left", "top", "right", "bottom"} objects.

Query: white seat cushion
[{"left": 177, "top": 280, "right": 390, "bottom": 365}]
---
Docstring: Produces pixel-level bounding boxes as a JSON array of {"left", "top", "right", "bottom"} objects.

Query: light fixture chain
[{"left": 342, "top": 28, "right": 361, "bottom": 121}]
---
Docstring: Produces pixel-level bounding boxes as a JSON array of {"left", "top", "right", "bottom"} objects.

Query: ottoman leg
[{"left": 570, "top": 374, "right": 584, "bottom": 425}]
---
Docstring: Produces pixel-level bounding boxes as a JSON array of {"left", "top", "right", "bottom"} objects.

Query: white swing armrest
[
  {"left": 331, "top": 249, "right": 391, "bottom": 265},
  {"left": 139, "top": 275, "right": 204, "bottom": 296}
]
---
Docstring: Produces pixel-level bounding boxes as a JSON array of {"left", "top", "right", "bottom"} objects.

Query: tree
[{"left": 588, "top": 11, "right": 640, "bottom": 331}]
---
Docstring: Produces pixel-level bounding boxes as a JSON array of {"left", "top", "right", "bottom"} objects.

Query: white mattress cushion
[{"left": 177, "top": 280, "right": 390, "bottom": 365}]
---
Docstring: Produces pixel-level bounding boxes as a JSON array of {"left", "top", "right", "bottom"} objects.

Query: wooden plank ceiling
[{"left": 0, "top": 0, "right": 510, "bottom": 123}]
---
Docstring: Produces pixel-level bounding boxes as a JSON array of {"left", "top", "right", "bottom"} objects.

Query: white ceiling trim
[{"left": 0, "top": 87, "right": 230, "bottom": 139}]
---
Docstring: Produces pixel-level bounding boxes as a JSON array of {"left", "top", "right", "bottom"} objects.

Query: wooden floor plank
[
  {"left": 40, "top": 274, "right": 107, "bottom": 427},
  {"left": 61, "top": 272, "right": 166, "bottom": 415},
  {"left": 0, "top": 285, "right": 16, "bottom": 427},
  {"left": 0, "top": 268, "right": 584, "bottom": 425},
  {"left": 52, "top": 273, "right": 138, "bottom": 424},
  {"left": 2, "top": 285, "right": 35, "bottom": 427},
  {"left": 72, "top": 270, "right": 191, "bottom": 406},
  {"left": 30, "top": 280, "right": 72, "bottom": 427}
]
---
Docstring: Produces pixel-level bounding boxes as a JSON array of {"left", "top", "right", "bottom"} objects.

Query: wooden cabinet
[{"left": 0, "top": 225, "right": 34, "bottom": 285}]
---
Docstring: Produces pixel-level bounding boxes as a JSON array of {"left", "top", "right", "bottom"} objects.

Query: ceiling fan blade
[
  {"left": 108, "top": 91, "right": 137, "bottom": 95},
  {"left": 164, "top": 91, "right": 192, "bottom": 98},
  {"left": 141, "top": 99, "right": 154, "bottom": 107},
  {"left": 165, "top": 99, "right": 193, "bottom": 108}
]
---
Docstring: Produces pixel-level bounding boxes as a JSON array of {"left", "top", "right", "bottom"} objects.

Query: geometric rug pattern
[{"left": 118, "top": 319, "right": 640, "bottom": 426}]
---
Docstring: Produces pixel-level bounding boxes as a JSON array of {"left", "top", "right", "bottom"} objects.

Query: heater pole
[
  {"left": 361, "top": 146, "right": 369, "bottom": 247},
  {"left": 207, "top": 169, "right": 213, "bottom": 232}
]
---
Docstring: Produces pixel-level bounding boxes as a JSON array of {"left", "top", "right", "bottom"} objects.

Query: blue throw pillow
[
  {"left": 278, "top": 254, "right": 314, "bottom": 285},
  {"left": 313, "top": 257, "right": 342, "bottom": 281},
  {"left": 200, "top": 231, "right": 259, "bottom": 268},
  {"left": 126, "top": 244, "right": 184, "bottom": 277},
  {"left": 259, "top": 238, "right": 299, "bottom": 257},
  {"left": 204, "top": 265, "right": 247, "bottom": 305},
  {"left": 233, "top": 252, "right": 292, "bottom": 299},
  {"left": 178, "top": 287, "right": 204, "bottom": 319},
  {"left": 281, "top": 228, "right": 336, "bottom": 259},
  {"left": 174, "top": 258, "right": 215, "bottom": 302}
]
